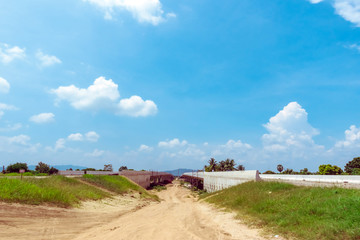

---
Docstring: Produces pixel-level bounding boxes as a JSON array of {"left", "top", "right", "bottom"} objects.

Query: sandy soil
[{"left": 0, "top": 182, "right": 281, "bottom": 240}]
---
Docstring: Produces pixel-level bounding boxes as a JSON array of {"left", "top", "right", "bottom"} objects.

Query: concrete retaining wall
[{"left": 183, "top": 170, "right": 260, "bottom": 193}]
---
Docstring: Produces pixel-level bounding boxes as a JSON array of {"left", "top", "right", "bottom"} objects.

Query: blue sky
[{"left": 1, "top": 0, "right": 360, "bottom": 172}]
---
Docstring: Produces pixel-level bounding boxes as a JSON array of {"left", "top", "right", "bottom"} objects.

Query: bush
[
  {"left": 6, "top": 162, "right": 28, "bottom": 173},
  {"left": 318, "top": 164, "right": 343, "bottom": 175},
  {"left": 345, "top": 157, "right": 360, "bottom": 174},
  {"left": 49, "top": 167, "right": 59, "bottom": 175},
  {"left": 263, "top": 170, "right": 276, "bottom": 174}
]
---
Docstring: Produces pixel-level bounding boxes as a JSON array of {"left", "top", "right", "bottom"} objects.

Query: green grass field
[
  {"left": 0, "top": 175, "right": 110, "bottom": 207},
  {"left": 82, "top": 174, "right": 159, "bottom": 201},
  {"left": 201, "top": 181, "right": 360, "bottom": 240}
]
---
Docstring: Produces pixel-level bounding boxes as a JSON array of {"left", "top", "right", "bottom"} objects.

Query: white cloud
[
  {"left": 67, "top": 131, "right": 99, "bottom": 142},
  {"left": 0, "top": 103, "right": 17, "bottom": 119},
  {"left": 158, "top": 138, "right": 188, "bottom": 148},
  {"left": 86, "top": 149, "right": 104, "bottom": 157},
  {"left": 29, "top": 112, "right": 55, "bottom": 124},
  {"left": 36, "top": 50, "right": 61, "bottom": 67},
  {"left": 335, "top": 125, "right": 360, "bottom": 148},
  {"left": 333, "top": 0, "right": 360, "bottom": 27},
  {"left": 85, "top": 131, "right": 100, "bottom": 142},
  {"left": 117, "top": 95, "right": 157, "bottom": 117},
  {"left": 139, "top": 144, "right": 153, "bottom": 152},
  {"left": 0, "top": 43, "right": 26, "bottom": 64},
  {"left": 84, "top": 0, "right": 175, "bottom": 25},
  {"left": 52, "top": 76, "right": 120, "bottom": 111},
  {"left": 9, "top": 135, "right": 31, "bottom": 145},
  {"left": 52, "top": 76, "right": 157, "bottom": 117},
  {"left": 55, "top": 138, "right": 66, "bottom": 151},
  {"left": 0, "top": 77, "right": 10, "bottom": 94},
  {"left": 0, "top": 123, "right": 22, "bottom": 132},
  {"left": 212, "top": 139, "right": 252, "bottom": 156},
  {"left": 262, "top": 102, "right": 320, "bottom": 151},
  {"left": 68, "top": 133, "right": 84, "bottom": 141},
  {"left": 309, "top": 0, "right": 324, "bottom": 3}
]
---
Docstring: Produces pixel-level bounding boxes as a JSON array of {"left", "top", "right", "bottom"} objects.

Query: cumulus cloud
[
  {"left": 68, "top": 133, "right": 84, "bottom": 141},
  {"left": 84, "top": 0, "right": 175, "bottom": 25},
  {"left": 67, "top": 131, "right": 99, "bottom": 142},
  {"left": 36, "top": 50, "right": 61, "bottom": 67},
  {"left": 117, "top": 95, "right": 157, "bottom": 117},
  {"left": 158, "top": 138, "right": 188, "bottom": 148},
  {"left": 333, "top": 0, "right": 360, "bottom": 27},
  {"left": 262, "top": 102, "right": 320, "bottom": 151},
  {"left": 0, "top": 43, "right": 26, "bottom": 64},
  {"left": 52, "top": 76, "right": 157, "bottom": 117},
  {"left": 335, "top": 125, "right": 360, "bottom": 148},
  {"left": 308, "top": 0, "right": 360, "bottom": 27},
  {"left": 0, "top": 77, "right": 10, "bottom": 94},
  {"left": 139, "top": 144, "right": 153, "bottom": 152},
  {"left": 85, "top": 131, "right": 100, "bottom": 142},
  {"left": 29, "top": 113, "right": 55, "bottom": 124}
]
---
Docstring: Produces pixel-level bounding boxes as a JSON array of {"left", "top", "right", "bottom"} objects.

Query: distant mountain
[
  {"left": 28, "top": 165, "right": 89, "bottom": 171},
  {"left": 164, "top": 168, "right": 197, "bottom": 177}
]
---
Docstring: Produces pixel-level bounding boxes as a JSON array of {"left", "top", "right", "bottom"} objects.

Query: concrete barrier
[
  {"left": 183, "top": 170, "right": 260, "bottom": 193},
  {"left": 260, "top": 174, "right": 360, "bottom": 185}
]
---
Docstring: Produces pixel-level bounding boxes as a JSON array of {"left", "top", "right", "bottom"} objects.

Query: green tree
[
  {"left": 263, "top": 170, "right": 275, "bottom": 174},
  {"left": 205, "top": 158, "right": 217, "bottom": 172},
  {"left": 35, "top": 162, "right": 50, "bottom": 174},
  {"left": 277, "top": 164, "right": 284, "bottom": 173},
  {"left": 344, "top": 157, "right": 360, "bottom": 174},
  {"left": 49, "top": 167, "right": 59, "bottom": 175},
  {"left": 300, "top": 168, "right": 311, "bottom": 175},
  {"left": 237, "top": 165, "right": 245, "bottom": 171},
  {"left": 282, "top": 168, "right": 293, "bottom": 174},
  {"left": 318, "top": 164, "right": 343, "bottom": 175},
  {"left": 6, "top": 162, "right": 28, "bottom": 173},
  {"left": 104, "top": 164, "right": 113, "bottom": 171},
  {"left": 119, "top": 166, "right": 128, "bottom": 171}
]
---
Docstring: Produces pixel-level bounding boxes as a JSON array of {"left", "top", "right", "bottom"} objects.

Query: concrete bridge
[{"left": 58, "top": 170, "right": 174, "bottom": 189}]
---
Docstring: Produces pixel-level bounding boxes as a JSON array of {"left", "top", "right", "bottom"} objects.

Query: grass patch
[
  {"left": 0, "top": 175, "right": 110, "bottom": 207},
  {"left": 204, "top": 181, "right": 360, "bottom": 240},
  {"left": 151, "top": 185, "right": 167, "bottom": 192},
  {"left": 82, "top": 175, "right": 159, "bottom": 201}
]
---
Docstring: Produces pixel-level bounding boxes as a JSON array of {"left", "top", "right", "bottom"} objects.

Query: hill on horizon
[{"left": 164, "top": 168, "right": 198, "bottom": 177}]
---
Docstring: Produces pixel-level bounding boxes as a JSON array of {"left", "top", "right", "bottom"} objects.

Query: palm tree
[{"left": 207, "top": 158, "right": 217, "bottom": 172}]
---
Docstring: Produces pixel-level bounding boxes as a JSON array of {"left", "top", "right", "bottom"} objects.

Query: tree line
[
  {"left": 262, "top": 157, "right": 360, "bottom": 175},
  {"left": 204, "top": 158, "right": 245, "bottom": 172}
]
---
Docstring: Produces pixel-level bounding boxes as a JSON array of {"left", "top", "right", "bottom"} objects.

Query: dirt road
[{"left": 0, "top": 182, "right": 271, "bottom": 240}]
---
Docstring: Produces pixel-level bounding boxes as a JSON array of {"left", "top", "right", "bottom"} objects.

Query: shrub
[
  {"left": 6, "top": 162, "right": 28, "bottom": 173},
  {"left": 263, "top": 170, "right": 276, "bottom": 174}
]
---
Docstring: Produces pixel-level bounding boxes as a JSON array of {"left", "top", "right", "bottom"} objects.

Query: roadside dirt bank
[{"left": 0, "top": 182, "right": 283, "bottom": 240}]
